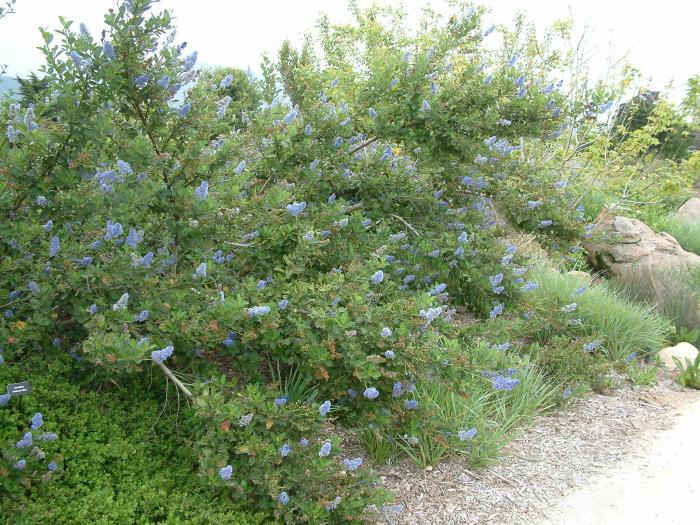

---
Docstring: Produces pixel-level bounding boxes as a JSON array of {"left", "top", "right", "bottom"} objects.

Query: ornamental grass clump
[{"left": 527, "top": 266, "right": 671, "bottom": 360}]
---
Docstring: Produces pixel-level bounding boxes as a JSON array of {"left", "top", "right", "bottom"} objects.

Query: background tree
[
  {"left": 16, "top": 72, "right": 50, "bottom": 106},
  {"left": 614, "top": 88, "right": 694, "bottom": 160},
  {"left": 197, "top": 66, "right": 262, "bottom": 119}
]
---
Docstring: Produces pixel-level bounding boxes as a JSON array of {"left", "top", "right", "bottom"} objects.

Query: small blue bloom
[
  {"left": 13, "top": 459, "right": 26, "bottom": 470},
  {"left": 104, "top": 220, "right": 123, "bottom": 240},
  {"left": 194, "top": 180, "right": 209, "bottom": 201},
  {"left": 178, "top": 103, "right": 191, "bottom": 118},
  {"left": 489, "top": 303, "right": 505, "bottom": 319},
  {"left": 404, "top": 399, "right": 418, "bottom": 410},
  {"left": 562, "top": 385, "right": 573, "bottom": 399},
  {"left": 220, "top": 74, "right": 233, "bottom": 89},
  {"left": 491, "top": 374, "right": 520, "bottom": 391},
  {"left": 248, "top": 305, "right": 271, "bottom": 318},
  {"left": 234, "top": 160, "right": 247, "bottom": 174},
  {"left": 31, "top": 412, "right": 44, "bottom": 430},
  {"left": 182, "top": 51, "right": 198, "bottom": 71},
  {"left": 370, "top": 270, "right": 384, "bottom": 285},
  {"left": 343, "top": 457, "right": 363, "bottom": 471},
  {"left": 299, "top": 437, "right": 309, "bottom": 446},
  {"left": 48, "top": 461, "right": 58, "bottom": 472},
  {"left": 277, "top": 492, "right": 289, "bottom": 505},
  {"left": 49, "top": 236, "right": 60, "bottom": 257},
  {"left": 133, "top": 74, "right": 148, "bottom": 88},
  {"left": 284, "top": 108, "right": 298, "bottom": 125},
  {"left": 421, "top": 100, "right": 431, "bottom": 112},
  {"left": 286, "top": 201, "right": 307, "bottom": 216},
  {"left": 319, "top": 400, "right": 331, "bottom": 417},
  {"left": 88, "top": 304, "right": 97, "bottom": 314},
  {"left": 384, "top": 350, "right": 396, "bottom": 360},
  {"left": 380, "top": 327, "right": 392, "bottom": 338},
  {"left": 363, "top": 387, "right": 379, "bottom": 400},
  {"left": 103, "top": 41, "right": 116, "bottom": 60},
  {"left": 561, "top": 303, "right": 577, "bottom": 313},
  {"left": 274, "top": 397, "right": 288, "bottom": 407},
  {"left": 489, "top": 273, "right": 504, "bottom": 287},
  {"left": 280, "top": 443, "right": 291, "bottom": 457},
  {"left": 572, "top": 285, "right": 588, "bottom": 297},
  {"left": 278, "top": 299, "right": 289, "bottom": 310},
  {"left": 458, "top": 428, "right": 477, "bottom": 441},
  {"left": 16, "top": 431, "right": 33, "bottom": 448},
  {"left": 429, "top": 283, "right": 447, "bottom": 296},
  {"left": 126, "top": 228, "right": 143, "bottom": 248},
  {"left": 334, "top": 136, "right": 342, "bottom": 148},
  {"left": 157, "top": 75, "right": 170, "bottom": 89},
  {"left": 135, "top": 310, "right": 149, "bottom": 322},
  {"left": 193, "top": 262, "right": 207, "bottom": 279},
  {"left": 151, "top": 345, "right": 174, "bottom": 363},
  {"left": 117, "top": 159, "right": 132, "bottom": 176},
  {"left": 305, "top": 123, "right": 312, "bottom": 136},
  {"left": 583, "top": 340, "right": 602, "bottom": 352},
  {"left": 521, "top": 282, "right": 538, "bottom": 292},
  {"left": 319, "top": 441, "right": 332, "bottom": 457},
  {"left": 219, "top": 465, "right": 233, "bottom": 480},
  {"left": 52, "top": 337, "right": 61, "bottom": 347},
  {"left": 368, "top": 107, "right": 378, "bottom": 119}
]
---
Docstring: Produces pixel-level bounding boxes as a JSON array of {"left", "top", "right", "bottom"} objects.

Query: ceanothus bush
[{"left": 0, "top": 0, "right": 589, "bottom": 521}]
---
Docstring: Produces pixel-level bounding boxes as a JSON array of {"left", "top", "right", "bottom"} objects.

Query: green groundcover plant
[{"left": 0, "top": 0, "right": 671, "bottom": 522}]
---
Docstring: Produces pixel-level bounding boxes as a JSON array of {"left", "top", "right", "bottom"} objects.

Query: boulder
[
  {"left": 676, "top": 198, "right": 700, "bottom": 222},
  {"left": 583, "top": 211, "right": 700, "bottom": 277},
  {"left": 658, "top": 342, "right": 699, "bottom": 371},
  {"left": 565, "top": 270, "right": 592, "bottom": 282}
]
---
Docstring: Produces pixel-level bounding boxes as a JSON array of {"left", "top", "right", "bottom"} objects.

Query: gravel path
[
  {"left": 376, "top": 374, "right": 700, "bottom": 525},
  {"left": 538, "top": 395, "right": 700, "bottom": 525}
]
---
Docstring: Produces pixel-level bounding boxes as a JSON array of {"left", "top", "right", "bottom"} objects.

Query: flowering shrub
[
  {"left": 0, "top": 0, "right": 610, "bottom": 521},
  {"left": 1, "top": 411, "right": 60, "bottom": 500}
]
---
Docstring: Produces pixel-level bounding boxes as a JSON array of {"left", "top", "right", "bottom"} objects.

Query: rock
[
  {"left": 583, "top": 210, "right": 700, "bottom": 277},
  {"left": 676, "top": 198, "right": 700, "bottom": 222},
  {"left": 565, "top": 270, "right": 592, "bottom": 282},
  {"left": 658, "top": 342, "right": 699, "bottom": 370}
]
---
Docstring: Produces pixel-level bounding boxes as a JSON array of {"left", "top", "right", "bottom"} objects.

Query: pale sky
[{"left": 0, "top": 0, "right": 698, "bottom": 102}]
